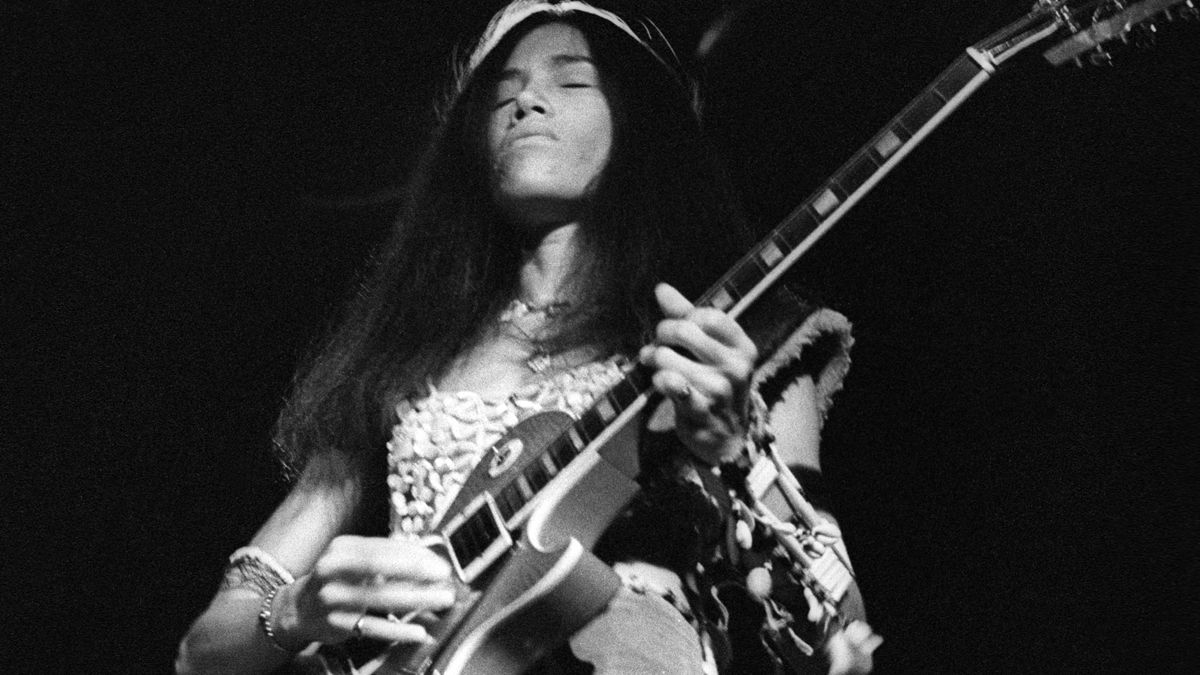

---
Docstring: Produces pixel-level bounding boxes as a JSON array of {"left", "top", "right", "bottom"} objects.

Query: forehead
[{"left": 503, "top": 22, "right": 594, "bottom": 67}]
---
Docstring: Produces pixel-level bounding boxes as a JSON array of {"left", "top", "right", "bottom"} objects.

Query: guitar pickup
[{"left": 440, "top": 492, "right": 514, "bottom": 584}]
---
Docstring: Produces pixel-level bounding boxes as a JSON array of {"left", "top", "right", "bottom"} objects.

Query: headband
[
  {"left": 468, "top": 1, "right": 648, "bottom": 73},
  {"left": 452, "top": 0, "right": 687, "bottom": 102}
]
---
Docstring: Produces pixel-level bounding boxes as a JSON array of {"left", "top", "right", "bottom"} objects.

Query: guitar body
[
  {"left": 377, "top": 538, "right": 622, "bottom": 675},
  {"left": 324, "top": 410, "right": 643, "bottom": 675}
]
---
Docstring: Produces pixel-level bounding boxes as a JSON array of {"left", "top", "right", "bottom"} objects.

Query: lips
[{"left": 503, "top": 127, "right": 557, "bottom": 149}]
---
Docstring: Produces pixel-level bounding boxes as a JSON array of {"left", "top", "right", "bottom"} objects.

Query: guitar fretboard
[{"left": 702, "top": 52, "right": 992, "bottom": 318}]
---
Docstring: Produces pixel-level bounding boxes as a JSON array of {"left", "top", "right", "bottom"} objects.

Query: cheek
[
  {"left": 484, "top": 129, "right": 504, "bottom": 165},
  {"left": 485, "top": 112, "right": 508, "bottom": 164},
  {"left": 578, "top": 115, "right": 613, "bottom": 175}
]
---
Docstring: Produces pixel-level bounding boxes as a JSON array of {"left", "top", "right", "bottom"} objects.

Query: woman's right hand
[{"left": 272, "top": 535, "right": 456, "bottom": 647}]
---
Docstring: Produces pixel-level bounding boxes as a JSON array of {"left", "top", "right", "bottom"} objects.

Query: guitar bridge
[
  {"left": 440, "top": 492, "right": 514, "bottom": 584},
  {"left": 802, "top": 543, "right": 854, "bottom": 607}
]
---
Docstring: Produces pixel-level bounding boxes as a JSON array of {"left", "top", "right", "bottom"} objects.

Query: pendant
[{"left": 526, "top": 351, "right": 553, "bottom": 374}]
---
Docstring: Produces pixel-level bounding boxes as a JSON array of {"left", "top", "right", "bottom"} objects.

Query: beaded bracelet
[
  {"left": 257, "top": 583, "right": 296, "bottom": 653},
  {"left": 228, "top": 546, "right": 294, "bottom": 591},
  {"left": 225, "top": 546, "right": 299, "bottom": 653}
]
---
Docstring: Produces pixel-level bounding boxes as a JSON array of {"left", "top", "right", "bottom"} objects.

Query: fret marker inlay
[
  {"left": 874, "top": 130, "right": 902, "bottom": 158},
  {"left": 814, "top": 189, "right": 841, "bottom": 217},
  {"left": 596, "top": 397, "right": 616, "bottom": 422},
  {"left": 568, "top": 428, "right": 585, "bottom": 450},
  {"left": 711, "top": 288, "right": 734, "bottom": 311},
  {"left": 760, "top": 242, "right": 783, "bottom": 266}
]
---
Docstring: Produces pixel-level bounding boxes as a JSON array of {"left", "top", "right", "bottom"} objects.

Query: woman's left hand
[{"left": 639, "top": 282, "right": 758, "bottom": 464}]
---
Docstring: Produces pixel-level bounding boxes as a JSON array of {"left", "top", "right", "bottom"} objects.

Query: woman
[{"left": 177, "top": 2, "right": 877, "bottom": 672}]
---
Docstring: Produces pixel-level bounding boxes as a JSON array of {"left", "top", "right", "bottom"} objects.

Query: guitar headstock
[
  {"left": 1043, "top": 0, "right": 1196, "bottom": 66},
  {"left": 970, "top": 0, "right": 1194, "bottom": 69}
]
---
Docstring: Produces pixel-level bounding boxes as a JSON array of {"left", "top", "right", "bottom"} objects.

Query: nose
[{"left": 513, "top": 84, "right": 551, "bottom": 120}]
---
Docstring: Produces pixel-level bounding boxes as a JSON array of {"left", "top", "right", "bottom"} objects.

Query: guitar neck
[{"left": 703, "top": 50, "right": 995, "bottom": 319}]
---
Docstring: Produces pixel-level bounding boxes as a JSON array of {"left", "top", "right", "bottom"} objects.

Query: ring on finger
[{"left": 352, "top": 613, "right": 368, "bottom": 639}]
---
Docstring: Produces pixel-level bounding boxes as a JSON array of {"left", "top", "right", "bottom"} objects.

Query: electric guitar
[{"left": 295, "top": 2, "right": 1193, "bottom": 672}]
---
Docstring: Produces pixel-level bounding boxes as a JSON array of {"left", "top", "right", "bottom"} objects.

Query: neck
[{"left": 518, "top": 222, "right": 583, "bottom": 306}]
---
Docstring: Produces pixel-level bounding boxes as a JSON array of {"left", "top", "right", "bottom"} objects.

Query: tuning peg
[{"left": 1181, "top": 0, "right": 1200, "bottom": 21}]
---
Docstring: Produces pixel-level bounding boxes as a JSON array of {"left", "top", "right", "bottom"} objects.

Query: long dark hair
[{"left": 272, "top": 10, "right": 751, "bottom": 490}]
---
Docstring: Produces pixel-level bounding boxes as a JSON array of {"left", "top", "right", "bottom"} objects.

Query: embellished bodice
[{"left": 386, "top": 358, "right": 627, "bottom": 536}]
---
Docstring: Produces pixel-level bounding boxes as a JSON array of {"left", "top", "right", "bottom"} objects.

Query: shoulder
[{"left": 740, "top": 286, "right": 853, "bottom": 422}]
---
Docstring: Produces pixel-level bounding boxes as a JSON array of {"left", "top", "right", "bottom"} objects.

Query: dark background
[{"left": 5, "top": 1, "right": 1197, "bottom": 672}]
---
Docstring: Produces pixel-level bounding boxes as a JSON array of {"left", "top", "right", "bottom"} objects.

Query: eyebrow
[{"left": 497, "top": 54, "right": 597, "bottom": 81}]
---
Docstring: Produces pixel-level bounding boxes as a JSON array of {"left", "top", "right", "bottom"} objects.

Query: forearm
[{"left": 175, "top": 589, "right": 295, "bottom": 675}]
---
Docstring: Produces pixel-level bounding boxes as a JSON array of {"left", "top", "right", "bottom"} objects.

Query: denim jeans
[{"left": 566, "top": 584, "right": 707, "bottom": 674}]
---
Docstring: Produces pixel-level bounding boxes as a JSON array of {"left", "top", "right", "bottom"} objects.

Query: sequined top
[{"left": 385, "top": 358, "right": 627, "bottom": 536}]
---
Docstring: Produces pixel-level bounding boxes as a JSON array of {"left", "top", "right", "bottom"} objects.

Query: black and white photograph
[{"left": 6, "top": 1, "right": 1196, "bottom": 672}]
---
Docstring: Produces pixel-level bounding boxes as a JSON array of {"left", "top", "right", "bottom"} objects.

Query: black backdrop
[{"left": 5, "top": 1, "right": 1197, "bottom": 672}]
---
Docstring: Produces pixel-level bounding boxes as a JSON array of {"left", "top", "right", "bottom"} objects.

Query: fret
[
  {"left": 721, "top": 281, "right": 744, "bottom": 304},
  {"left": 497, "top": 482, "right": 524, "bottom": 521},
  {"left": 541, "top": 443, "right": 561, "bottom": 471},
  {"left": 624, "top": 364, "right": 651, "bottom": 392},
  {"left": 769, "top": 232, "right": 794, "bottom": 256},
  {"left": 897, "top": 91, "right": 945, "bottom": 136},
  {"left": 515, "top": 475, "right": 534, "bottom": 500},
  {"left": 567, "top": 427, "right": 586, "bottom": 452},
  {"left": 525, "top": 457, "right": 551, "bottom": 491},
  {"left": 776, "top": 207, "right": 820, "bottom": 248},
  {"left": 540, "top": 453, "right": 559, "bottom": 477},
  {"left": 727, "top": 260, "right": 763, "bottom": 298},
  {"left": 608, "top": 376, "right": 640, "bottom": 408},
  {"left": 549, "top": 437, "right": 578, "bottom": 467},
  {"left": 893, "top": 57, "right": 982, "bottom": 139},
  {"left": 933, "top": 56, "right": 983, "bottom": 101},
  {"left": 748, "top": 250, "right": 770, "bottom": 275},
  {"left": 578, "top": 409, "right": 606, "bottom": 440},
  {"left": 836, "top": 151, "right": 882, "bottom": 197}
]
